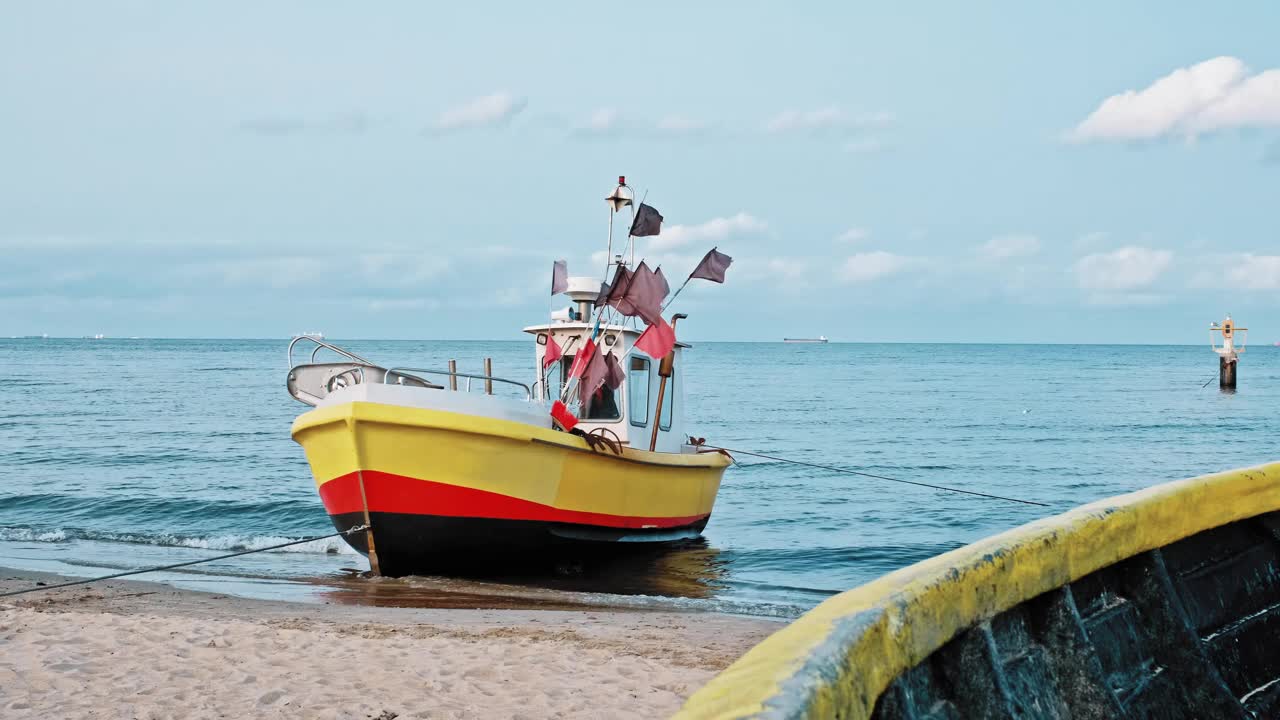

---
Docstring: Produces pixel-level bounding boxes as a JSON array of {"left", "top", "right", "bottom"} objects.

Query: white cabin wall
[{"left": 526, "top": 324, "right": 688, "bottom": 451}]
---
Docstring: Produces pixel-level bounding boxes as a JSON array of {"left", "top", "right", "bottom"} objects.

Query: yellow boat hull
[{"left": 291, "top": 401, "right": 730, "bottom": 574}]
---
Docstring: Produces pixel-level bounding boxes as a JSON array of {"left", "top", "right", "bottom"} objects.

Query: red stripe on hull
[{"left": 318, "top": 470, "right": 709, "bottom": 530}]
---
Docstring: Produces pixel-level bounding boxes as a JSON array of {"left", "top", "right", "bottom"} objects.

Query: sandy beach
[{"left": 0, "top": 570, "right": 779, "bottom": 719}]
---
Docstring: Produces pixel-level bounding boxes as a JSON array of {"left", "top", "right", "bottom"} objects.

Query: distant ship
[
  {"left": 783, "top": 336, "right": 828, "bottom": 344},
  {"left": 297, "top": 331, "right": 325, "bottom": 340}
]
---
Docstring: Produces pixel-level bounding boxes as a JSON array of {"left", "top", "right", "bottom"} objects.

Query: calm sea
[{"left": 1, "top": 339, "right": 1277, "bottom": 616}]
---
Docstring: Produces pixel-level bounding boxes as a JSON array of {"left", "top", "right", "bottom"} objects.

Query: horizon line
[{"left": 3, "top": 336, "right": 1269, "bottom": 348}]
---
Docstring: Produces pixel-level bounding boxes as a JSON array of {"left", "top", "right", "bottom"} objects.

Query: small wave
[
  {"left": 0, "top": 526, "right": 358, "bottom": 555},
  {"left": 0, "top": 527, "right": 70, "bottom": 543}
]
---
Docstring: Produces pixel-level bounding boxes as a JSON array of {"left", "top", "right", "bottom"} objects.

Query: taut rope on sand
[{"left": 0, "top": 525, "right": 368, "bottom": 599}]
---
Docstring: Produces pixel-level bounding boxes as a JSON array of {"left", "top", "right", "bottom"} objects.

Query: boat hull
[
  {"left": 292, "top": 400, "right": 729, "bottom": 575},
  {"left": 327, "top": 511, "right": 711, "bottom": 575},
  {"left": 677, "top": 461, "right": 1280, "bottom": 720}
]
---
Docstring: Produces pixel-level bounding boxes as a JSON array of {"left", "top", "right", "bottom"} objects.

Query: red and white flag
[
  {"left": 550, "top": 400, "right": 578, "bottom": 431},
  {"left": 635, "top": 317, "right": 676, "bottom": 359}
]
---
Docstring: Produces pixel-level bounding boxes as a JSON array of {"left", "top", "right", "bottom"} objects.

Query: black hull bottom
[{"left": 329, "top": 511, "right": 710, "bottom": 577}]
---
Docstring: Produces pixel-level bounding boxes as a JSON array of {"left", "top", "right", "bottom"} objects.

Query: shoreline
[{"left": 0, "top": 568, "right": 779, "bottom": 719}]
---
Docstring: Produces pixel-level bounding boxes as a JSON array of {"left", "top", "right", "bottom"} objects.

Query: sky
[{"left": 2, "top": 2, "right": 1279, "bottom": 343}]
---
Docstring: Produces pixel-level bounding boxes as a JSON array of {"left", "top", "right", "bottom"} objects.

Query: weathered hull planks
[
  {"left": 676, "top": 462, "right": 1280, "bottom": 720},
  {"left": 874, "top": 513, "right": 1280, "bottom": 719}
]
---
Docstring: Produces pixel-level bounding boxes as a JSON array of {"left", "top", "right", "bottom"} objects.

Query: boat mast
[{"left": 604, "top": 176, "right": 634, "bottom": 280}]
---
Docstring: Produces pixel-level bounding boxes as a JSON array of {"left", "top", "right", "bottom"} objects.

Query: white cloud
[
  {"left": 1082, "top": 292, "right": 1169, "bottom": 307},
  {"left": 197, "top": 257, "right": 332, "bottom": 289},
  {"left": 433, "top": 92, "right": 527, "bottom": 131},
  {"left": 979, "top": 234, "right": 1041, "bottom": 260},
  {"left": 648, "top": 213, "right": 767, "bottom": 252},
  {"left": 655, "top": 114, "right": 708, "bottom": 133},
  {"left": 1068, "top": 56, "right": 1280, "bottom": 142},
  {"left": 842, "top": 138, "right": 886, "bottom": 154},
  {"left": 838, "top": 251, "right": 913, "bottom": 283},
  {"left": 355, "top": 253, "right": 452, "bottom": 287},
  {"left": 1074, "top": 231, "right": 1110, "bottom": 250},
  {"left": 1222, "top": 254, "right": 1280, "bottom": 290},
  {"left": 765, "top": 108, "right": 893, "bottom": 134},
  {"left": 763, "top": 258, "right": 808, "bottom": 281},
  {"left": 1074, "top": 246, "right": 1172, "bottom": 290},
  {"left": 836, "top": 228, "right": 870, "bottom": 244},
  {"left": 575, "top": 107, "right": 619, "bottom": 134}
]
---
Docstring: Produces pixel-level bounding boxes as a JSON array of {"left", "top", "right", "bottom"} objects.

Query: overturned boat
[
  {"left": 677, "top": 461, "right": 1280, "bottom": 719},
  {"left": 286, "top": 177, "right": 735, "bottom": 576}
]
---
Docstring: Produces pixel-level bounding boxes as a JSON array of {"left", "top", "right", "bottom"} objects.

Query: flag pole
[
  {"left": 660, "top": 276, "right": 693, "bottom": 312},
  {"left": 604, "top": 203, "right": 614, "bottom": 280}
]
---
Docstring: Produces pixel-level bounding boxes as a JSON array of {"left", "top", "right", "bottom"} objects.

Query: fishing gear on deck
[
  {"left": 0, "top": 525, "right": 368, "bottom": 599},
  {"left": 694, "top": 444, "right": 1052, "bottom": 508}
]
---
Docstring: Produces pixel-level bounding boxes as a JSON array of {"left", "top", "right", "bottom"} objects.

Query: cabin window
[
  {"left": 659, "top": 368, "right": 674, "bottom": 431},
  {"left": 584, "top": 384, "right": 620, "bottom": 420},
  {"left": 559, "top": 355, "right": 620, "bottom": 421},
  {"left": 628, "top": 356, "right": 650, "bottom": 428}
]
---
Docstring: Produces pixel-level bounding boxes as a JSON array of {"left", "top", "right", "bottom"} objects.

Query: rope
[
  {"left": 0, "top": 525, "right": 368, "bottom": 599},
  {"left": 700, "top": 445, "right": 1052, "bottom": 508}
]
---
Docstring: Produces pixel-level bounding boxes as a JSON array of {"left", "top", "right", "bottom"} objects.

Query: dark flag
[
  {"left": 577, "top": 344, "right": 609, "bottom": 407},
  {"left": 551, "top": 259, "right": 569, "bottom": 295},
  {"left": 654, "top": 265, "right": 671, "bottom": 299},
  {"left": 629, "top": 203, "right": 663, "bottom": 237},
  {"left": 689, "top": 248, "right": 732, "bottom": 284},
  {"left": 606, "top": 261, "right": 667, "bottom": 325},
  {"left": 596, "top": 266, "right": 633, "bottom": 308},
  {"left": 603, "top": 351, "right": 625, "bottom": 390}
]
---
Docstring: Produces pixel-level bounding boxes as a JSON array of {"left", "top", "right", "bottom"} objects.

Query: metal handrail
[
  {"left": 287, "top": 335, "right": 374, "bottom": 369},
  {"left": 384, "top": 367, "right": 532, "bottom": 401}
]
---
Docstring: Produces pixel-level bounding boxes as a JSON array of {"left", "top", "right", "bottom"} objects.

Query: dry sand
[{"left": 0, "top": 570, "right": 778, "bottom": 719}]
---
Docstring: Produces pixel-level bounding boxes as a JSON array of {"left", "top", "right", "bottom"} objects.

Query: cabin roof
[{"left": 522, "top": 322, "right": 692, "bottom": 348}]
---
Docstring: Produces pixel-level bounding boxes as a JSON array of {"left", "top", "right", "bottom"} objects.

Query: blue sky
[{"left": 3, "top": 2, "right": 1279, "bottom": 343}]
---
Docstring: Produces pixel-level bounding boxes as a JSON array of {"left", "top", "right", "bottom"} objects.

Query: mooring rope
[
  {"left": 700, "top": 445, "right": 1052, "bottom": 508},
  {"left": 0, "top": 525, "right": 368, "bottom": 599}
]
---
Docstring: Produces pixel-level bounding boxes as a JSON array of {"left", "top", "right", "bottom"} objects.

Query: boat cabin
[{"left": 523, "top": 276, "right": 689, "bottom": 453}]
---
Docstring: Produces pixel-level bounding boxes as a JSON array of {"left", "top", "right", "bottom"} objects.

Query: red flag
[
  {"left": 566, "top": 338, "right": 596, "bottom": 379},
  {"left": 635, "top": 317, "right": 676, "bottom": 359},
  {"left": 543, "top": 335, "right": 563, "bottom": 370},
  {"left": 550, "top": 400, "right": 579, "bottom": 431}
]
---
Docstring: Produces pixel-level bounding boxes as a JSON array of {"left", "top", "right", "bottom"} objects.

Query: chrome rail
[
  {"left": 287, "top": 335, "right": 374, "bottom": 369},
  {"left": 384, "top": 367, "right": 532, "bottom": 401}
]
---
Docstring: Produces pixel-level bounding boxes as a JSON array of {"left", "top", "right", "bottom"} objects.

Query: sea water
[{"left": 1, "top": 339, "right": 1277, "bottom": 616}]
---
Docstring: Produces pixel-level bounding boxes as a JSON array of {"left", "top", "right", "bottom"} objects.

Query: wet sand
[{"left": 0, "top": 569, "right": 779, "bottom": 719}]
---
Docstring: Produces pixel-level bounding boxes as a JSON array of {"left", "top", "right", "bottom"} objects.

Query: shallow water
[{"left": 1, "top": 338, "right": 1277, "bottom": 617}]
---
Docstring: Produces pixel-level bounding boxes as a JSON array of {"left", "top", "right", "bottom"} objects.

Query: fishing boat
[
  {"left": 678, "top": 461, "right": 1280, "bottom": 719},
  {"left": 286, "top": 177, "right": 735, "bottom": 576}
]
